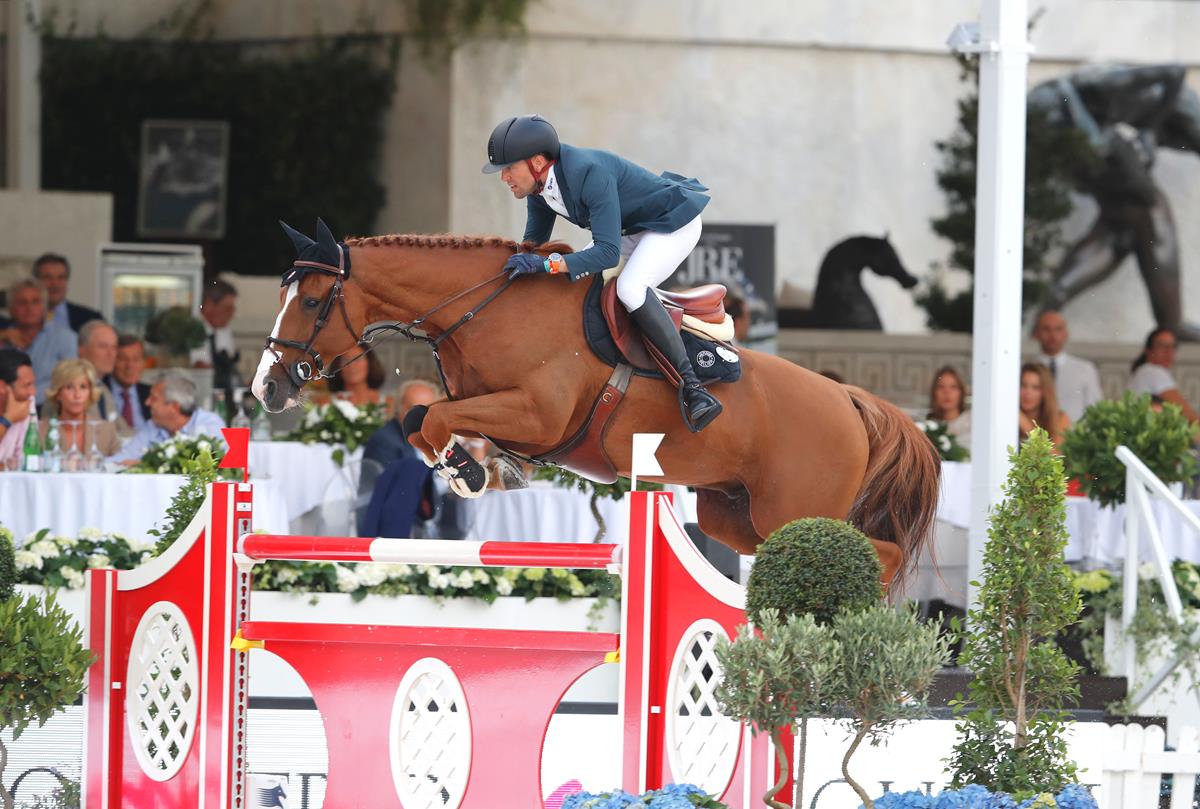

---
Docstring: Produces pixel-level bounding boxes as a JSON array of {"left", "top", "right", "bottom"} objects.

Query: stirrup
[{"left": 677, "top": 384, "right": 722, "bottom": 433}]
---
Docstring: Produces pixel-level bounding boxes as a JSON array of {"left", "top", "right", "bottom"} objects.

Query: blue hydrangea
[
  {"left": 561, "top": 783, "right": 724, "bottom": 809},
  {"left": 863, "top": 785, "right": 1096, "bottom": 809}
]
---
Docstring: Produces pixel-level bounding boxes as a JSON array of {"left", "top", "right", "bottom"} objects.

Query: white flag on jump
[{"left": 630, "top": 433, "right": 665, "bottom": 491}]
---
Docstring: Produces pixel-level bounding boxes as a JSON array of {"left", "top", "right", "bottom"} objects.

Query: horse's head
[
  {"left": 865, "top": 233, "right": 918, "bottom": 290},
  {"left": 252, "top": 219, "right": 367, "bottom": 412}
]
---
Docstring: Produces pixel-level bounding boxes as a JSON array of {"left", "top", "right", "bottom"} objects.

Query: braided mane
[{"left": 345, "top": 234, "right": 573, "bottom": 255}]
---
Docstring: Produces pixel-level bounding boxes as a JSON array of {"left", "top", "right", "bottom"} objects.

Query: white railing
[
  {"left": 1115, "top": 445, "right": 1200, "bottom": 711},
  {"left": 1102, "top": 723, "right": 1200, "bottom": 809}
]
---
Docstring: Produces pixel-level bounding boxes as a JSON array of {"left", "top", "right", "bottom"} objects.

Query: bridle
[{"left": 264, "top": 242, "right": 520, "bottom": 394}]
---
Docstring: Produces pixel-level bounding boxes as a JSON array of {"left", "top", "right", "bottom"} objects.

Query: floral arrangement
[
  {"left": 128, "top": 433, "right": 236, "bottom": 477},
  {"left": 867, "top": 784, "right": 1096, "bottom": 808},
  {"left": 277, "top": 399, "right": 385, "bottom": 465},
  {"left": 254, "top": 557, "right": 618, "bottom": 604},
  {"left": 917, "top": 419, "right": 969, "bottom": 461},
  {"left": 562, "top": 784, "right": 727, "bottom": 808},
  {"left": 8, "top": 522, "right": 618, "bottom": 605},
  {"left": 10, "top": 527, "right": 152, "bottom": 589}
]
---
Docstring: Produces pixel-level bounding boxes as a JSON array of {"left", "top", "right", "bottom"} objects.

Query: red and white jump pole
[{"left": 82, "top": 483, "right": 787, "bottom": 809}]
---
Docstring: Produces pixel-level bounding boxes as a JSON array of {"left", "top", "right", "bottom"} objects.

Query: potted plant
[
  {"left": 143, "top": 305, "right": 207, "bottom": 367},
  {"left": 0, "top": 530, "right": 93, "bottom": 809},
  {"left": 940, "top": 428, "right": 1095, "bottom": 808},
  {"left": 1061, "top": 392, "right": 1197, "bottom": 508}
]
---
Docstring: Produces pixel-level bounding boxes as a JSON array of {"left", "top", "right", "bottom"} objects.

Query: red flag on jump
[{"left": 219, "top": 427, "right": 251, "bottom": 482}]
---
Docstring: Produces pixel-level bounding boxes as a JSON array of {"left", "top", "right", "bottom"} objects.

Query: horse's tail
[{"left": 842, "top": 385, "right": 941, "bottom": 593}]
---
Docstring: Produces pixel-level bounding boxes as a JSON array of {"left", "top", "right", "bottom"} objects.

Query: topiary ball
[
  {"left": 0, "top": 529, "right": 15, "bottom": 602},
  {"left": 746, "top": 517, "right": 883, "bottom": 625}
]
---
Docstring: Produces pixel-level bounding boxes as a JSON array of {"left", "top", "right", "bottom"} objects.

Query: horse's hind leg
[{"left": 695, "top": 485, "right": 762, "bottom": 555}]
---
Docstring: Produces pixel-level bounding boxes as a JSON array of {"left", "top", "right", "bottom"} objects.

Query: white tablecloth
[
  {"left": 248, "top": 441, "right": 362, "bottom": 521},
  {"left": 0, "top": 472, "right": 289, "bottom": 543},
  {"left": 935, "top": 461, "right": 1200, "bottom": 566},
  {"left": 462, "top": 483, "right": 697, "bottom": 544}
]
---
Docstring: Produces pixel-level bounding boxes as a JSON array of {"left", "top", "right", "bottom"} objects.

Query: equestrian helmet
[{"left": 482, "top": 115, "right": 560, "bottom": 173}]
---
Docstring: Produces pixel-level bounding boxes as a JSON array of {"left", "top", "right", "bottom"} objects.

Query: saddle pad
[{"left": 581, "top": 276, "right": 742, "bottom": 385}]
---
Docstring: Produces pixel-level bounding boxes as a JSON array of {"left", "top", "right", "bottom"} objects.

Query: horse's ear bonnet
[{"left": 278, "top": 218, "right": 352, "bottom": 285}]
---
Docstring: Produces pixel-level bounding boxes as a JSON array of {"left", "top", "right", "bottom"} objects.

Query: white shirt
[
  {"left": 540, "top": 165, "right": 569, "bottom": 218},
  {"left": 189, "top": 323, "right": 237, "bottom": 366},
  {"left": 1038, "top": 352, "right": 1103, "bottom": 423},
  {"left": 1130, "top": 363, "right": 1178, "bottom": 397}
]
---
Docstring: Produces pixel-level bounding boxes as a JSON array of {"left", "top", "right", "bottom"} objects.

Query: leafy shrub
[
  {"left": 143, "top": 306, "right": 207, "bottom": 356},
  {"left": 1062, "top": 392, "right": 1197, "bottom": 508},
  {"left": 745, "top": 518, "right": 882, "bottom": 626},
  {"left": 0, "top": 527, "right": 15, "bottom": 601}
]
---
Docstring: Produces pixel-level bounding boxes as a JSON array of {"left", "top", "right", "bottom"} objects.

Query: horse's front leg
[{"left": 407, "top": 388, "right": 569, "bottom": 498}]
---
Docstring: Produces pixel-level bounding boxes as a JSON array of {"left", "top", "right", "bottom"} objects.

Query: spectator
[
  {"left": 1032, "top": 310, "right": 1103, "bottom": 423},
  {"left": 77, "top": 321, "right": 121, "bottom": 426},
  {"left": 108, "top": 371, "right": 226, "bottom": 465},
  {"left": 326, "top": 353, "right": 388, "bottom": 408},
  {"left": 40, "top": 359, "right": 121, "bottom": 459},
  {"left": 106, "top": 335, "right": 152, "bottom": 435},
  {"left": 1129, "top": 327, "right": 1199, "bottom": 425},
  {"left": 191, "top": 280, "right": 241, "bottom": 422},
  {"left": 363, "top": 379, "right": 439, "bottom": 471},
  {"left": 1, "top": 279, "right": 77, "bottom": 401},
  {"left": 724, "top": 294, "right": 751, "bottom": 343},
  {"left": 0, "top": 350, "right": 36, "bottom": 470},
  {"left": 928, "top": 365, "right": 971, "bottom": 445},
  {"left": 1019, "top": 362, "right": 1070, "bottom": 448},
  {"left": 32, "top": 253, "right": 103, "bottom": 333}
]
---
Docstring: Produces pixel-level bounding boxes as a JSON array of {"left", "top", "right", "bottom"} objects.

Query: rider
[{"left": 482, "top": 114, "right": 723, "bottom": 433}]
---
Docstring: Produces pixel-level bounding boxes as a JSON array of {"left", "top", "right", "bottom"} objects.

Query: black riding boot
[{"left": 629, "top": 290, "right": 723, "bottom": 433}]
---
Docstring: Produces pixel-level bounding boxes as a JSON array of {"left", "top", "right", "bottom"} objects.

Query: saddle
[{"left": 600, "top": 280, "right": 733, "bottom": 377}]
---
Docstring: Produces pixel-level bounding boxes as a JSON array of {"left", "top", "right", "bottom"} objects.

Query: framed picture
[{"left": 137, "top": 119, "right": 230, "bottom": 240}]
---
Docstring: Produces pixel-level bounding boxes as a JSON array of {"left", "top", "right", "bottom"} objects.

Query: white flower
[
  {"left": 1138, "top": 562, "right": 1158, "bottom": 581},
  {"left": 382, "top": 564, "right": 413, "bottom": 580},
  {"left": 164, "top": 444, "right": 177, "bottom": 458},
  {"left": 14, "top": 550, "right": 42, "bottom": 570},
  {"left": 472, "top": 569, "right": 490, "bottom": 584},
  {"left": 158, "top": 465, "right": 169, "bottom": 473},
  {"left": 140, "top": 552, "right": 153, "bottom": 564},
  {"left": 87, "top": 554, "right": 111, "bottom": 569},
  {"left": 30, "top": 540, "right": 60, "bottom": 559},
  {"left": 75, "top": 528, "right": 101, "bottom": 541},
  {"left": 357, "top": 565, "right": 388, "bottom": 587},
  {"left": 335, "top": 565, "right": 361, "bottom": 593},
  {"left": 197, "top": 440, "right": 212, "bottom": 453},
  {"left": 495, "top": 577, "right": 513, "bottom": 596},
  {"left": 23, "top": 531, "right": 40, "bottom": 544},
  {"left": 274, "top": 567, "right": 300, "bottom": 584},
  {"left": 304, "top": 407, "right": 322, "bottom": 427},
  {"left": 319, "top": 430, "right": 332, "bottom": 441},
  {"left": 453, "top": 571, "right": 475, "bottom": 589},
  {"left": 427, "top": 571, "right": 451, "bottom": 589},
  {"left": 333, "top": 399, "right": 361, "bottom": 421},
  {"left": 61, "top": 567, "right": 85, "bottom": 589},
  {"left": 938, "top": 435, "right": 951, "bottom": 452}
]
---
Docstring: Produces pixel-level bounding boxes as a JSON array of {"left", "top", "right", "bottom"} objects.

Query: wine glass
[
  {"left": 85, "top": 420, "right": 106, "bottom": 472},
  {"left": 63, "top": 420, "right": 84, "bottom": 472}
]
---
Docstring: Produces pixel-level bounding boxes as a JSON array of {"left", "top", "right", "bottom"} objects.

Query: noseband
[{"left": 264, "top": 244, "right": 361, "bottom": 389}]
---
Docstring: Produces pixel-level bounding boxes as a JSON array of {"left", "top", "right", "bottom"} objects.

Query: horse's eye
[{"left": 302, "top": 296, "right": 320, "bottom": 310}]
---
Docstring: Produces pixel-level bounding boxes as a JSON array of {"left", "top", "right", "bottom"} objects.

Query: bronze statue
[{"left": 1029, "top": 64, "right": 1200, "bottom": 340}]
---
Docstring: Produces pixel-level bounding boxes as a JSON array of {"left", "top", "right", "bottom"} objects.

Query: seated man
[
  {"left": 363, "top": 379, "right": 439, "bottom": 471},
  {"left": 0, "top": 350, "right": 37, "bottom": 469},
  {"left": 108, "top": 371, "right": 226, "bottom": 465}
]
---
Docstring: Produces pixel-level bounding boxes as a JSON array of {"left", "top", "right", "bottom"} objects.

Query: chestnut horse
[{"left": 252, "top": 223, "right": 940, "bottom": 588}]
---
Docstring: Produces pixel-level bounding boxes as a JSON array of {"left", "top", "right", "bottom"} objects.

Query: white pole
[
  {"left": 966, "top": 0, "right": 1028, "bottom": 611},
  {"left": 6, "top": 0, "right": 41, "bottom": 189}
]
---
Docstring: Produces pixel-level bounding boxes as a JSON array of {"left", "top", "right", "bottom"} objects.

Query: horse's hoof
[{"left": 489, "top": 455, "right": 529, "bottom": 491}]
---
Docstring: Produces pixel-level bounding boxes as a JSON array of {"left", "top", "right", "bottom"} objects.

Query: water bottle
[
  {"left": 42, "top": 418, "right": 61, "bottom": 473},
  {"left": 22, "top": 422, "right": 42, "bottom": 472},
  {"left": 251, "top": 407, "right": 272, "bottom": 441},
  {"left": 231, "top": 407, "right": 252, "bottom": 430}
]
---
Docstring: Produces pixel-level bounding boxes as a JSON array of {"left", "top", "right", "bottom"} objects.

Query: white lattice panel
[
  {"left": 666, "top": 619, "right": 740, "bottom": 796},
  {"left": 389, "top": 658, "right": 471, "bottom": 809},
  {"left": 125, "top": 601, "right": 199, "bottom": 781}
]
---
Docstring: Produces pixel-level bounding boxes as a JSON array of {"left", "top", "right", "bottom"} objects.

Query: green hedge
[{"left": 40, "top": 35, "right": 398, "bottom": 275}]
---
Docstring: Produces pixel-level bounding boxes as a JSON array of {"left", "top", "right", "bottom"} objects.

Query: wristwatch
[
  {"left": 0, "top": 416, "right": 10, "bottom": 429},
  {"left": 545, "top": 252, "right": 566, "bottom": 274}
]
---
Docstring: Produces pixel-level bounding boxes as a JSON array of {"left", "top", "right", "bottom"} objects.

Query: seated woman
[
  {"left": 41, "top": 358, "right": 121, "bottom": 464},
  {"left": 928, "top": 365, "right": 971, "bottom": 445},
  {"left": 1019, "top": 362, "right": 1070, "bottom": 449},
  {"left": 324, "top": 353, "right": 389, "bottom": 408},
  {"left": 1129, "top": 327, "right": 1199, "bottom": 425}
]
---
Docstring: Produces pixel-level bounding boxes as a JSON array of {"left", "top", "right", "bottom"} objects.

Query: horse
[
  {"left": 786, "top": 235, "right": 918, "bottom": 330},
  {"left": 252, "top": 221, "right": 940, "bottom": 588}
]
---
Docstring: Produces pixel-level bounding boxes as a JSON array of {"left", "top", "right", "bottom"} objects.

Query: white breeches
[{"left": 614, "top": 214, "right": 703, "bottom": 311}]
